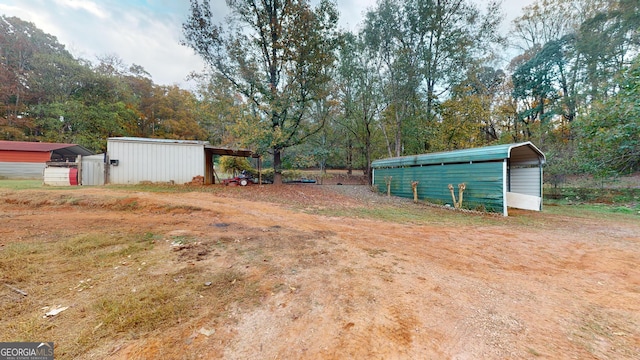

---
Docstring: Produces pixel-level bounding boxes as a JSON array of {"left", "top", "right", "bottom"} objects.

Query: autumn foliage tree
[
  {"left": 182, "top": 0, "right": 340, "bottom": 184},
  {"left": 576, "top": 55, "right": 640, "bottom": 176}
]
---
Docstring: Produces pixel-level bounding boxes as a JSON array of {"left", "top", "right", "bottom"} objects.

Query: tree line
[
  {"left": 2, "top": 0, "right": 639, "bottom": 184},
  {"left": 0, "top": 16, "right": 213, "bottom": 152}
]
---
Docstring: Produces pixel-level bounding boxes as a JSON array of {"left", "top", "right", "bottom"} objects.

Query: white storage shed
[{"left": 107, "top": 137, "right": 253, "bottom": 185}]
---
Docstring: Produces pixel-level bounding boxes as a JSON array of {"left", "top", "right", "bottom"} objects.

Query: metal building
[
  {"left": 0, "top": 140, "right": 92, "bottom": 179},
  {"left": 107, "top": 137, "right": 254, "bottom": 185},
  {"left": 371, "top": 142, "right": 546, "bottom": 216}
]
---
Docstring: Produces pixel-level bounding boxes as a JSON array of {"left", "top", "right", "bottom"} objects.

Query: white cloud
[
  {"left": 335, "top": 0, "right": 375, "bottom": 31},
  {"left": 1, "top": 0, "right": 206, "bottom": 87},
  {"left": 0, "top": 0, "right": 534, "bottom": 88},
  {"left": 53, "top": 0, "right": 109, "bottom": 19}
]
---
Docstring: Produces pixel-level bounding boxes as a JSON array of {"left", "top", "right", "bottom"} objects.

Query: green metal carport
[{"left": 371, "top": 142, "right": 546, "bottom": 216}]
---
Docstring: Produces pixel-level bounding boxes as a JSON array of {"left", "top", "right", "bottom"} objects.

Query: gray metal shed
[
  {"left": 107, "top": 137, "right": 254, "bottom": 185},
  {"left": 371, "top": 142, "right": 546, "bottom": 216}
]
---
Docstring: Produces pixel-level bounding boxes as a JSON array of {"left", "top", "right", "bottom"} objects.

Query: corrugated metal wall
[
  {"left": 510, "top": 166, "right": 541, "bottom": 197},
  {"left": 82, "top": 154, "right": 105, "bottom": 186},
  {"left": 108, "top": 140, "right": 205, "bottom": 184},
  {"left": 508, "top": 146, "right": 542, "bottom": 199},
  {"left": 373, "top": 161, "right": 505, "bottom": 212},
  {"left": 0, "top": 162, "right": 46, "bottom": 179},
  {"left": 0, "top": 150, "right": 51, "bottom": 162}
]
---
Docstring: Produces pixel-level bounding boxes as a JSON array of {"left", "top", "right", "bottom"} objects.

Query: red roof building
[{"left": 0, "top": 140, "right": 93, "bottom": 179}]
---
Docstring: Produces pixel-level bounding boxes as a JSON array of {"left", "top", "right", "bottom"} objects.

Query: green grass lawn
[{"left": 0, "top": 179, "right": 43, "bottom": 190}]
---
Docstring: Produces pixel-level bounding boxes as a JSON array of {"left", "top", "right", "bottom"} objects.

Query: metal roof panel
[
  {"left": 0, "top": 140, "right": 80, "bottom": 152},
  {"left": 108, "top": 137, "right": 209, "bottom": 146},
  {"left": 371, "top": 142, "right": 545, "bottom": 168}
]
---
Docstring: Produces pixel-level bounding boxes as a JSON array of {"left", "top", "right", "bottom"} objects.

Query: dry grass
[{"left": 0, "top": 223, "right": 264, "bottom": 358}]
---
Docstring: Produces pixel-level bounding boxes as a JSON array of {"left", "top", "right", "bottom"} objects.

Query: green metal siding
[
  {"left": 371, "top": 142, "right": 544, "bottom": 169},
  {"left": 373, "top": 161, "right": 505, "bottom": 212}
]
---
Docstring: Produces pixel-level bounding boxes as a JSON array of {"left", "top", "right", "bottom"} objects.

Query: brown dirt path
[{"left": 1, "top": 185, "right": 639, "bottom": 359}]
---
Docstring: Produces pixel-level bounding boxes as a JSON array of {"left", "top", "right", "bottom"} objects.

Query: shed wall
[
  {"left": 373, "top": 161, "right": 505, "bottom": 212},
  {"left": 82, "top": 154, "right": 105, "bottom": 186},
  {"left": 108, "top": 140, "right": 205, "bottom": 184},
  {"left": 0, "top": 150, "right": 51, "bottom": 162},
  {"left": 510, "top": 166, "right": 541, "bottom": 197},
  {"left": 0, "top": 162, "right": 46, "bottom": 179}
]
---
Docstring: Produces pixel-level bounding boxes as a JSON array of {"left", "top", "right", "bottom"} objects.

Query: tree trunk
[
  {"left": 394, "top": 106, "right": 402, "bottom": 157},
  {"left": 365, "top": 136, "right": 372, "bottom": 185},
  {"left": 273, "top": 148, "right": 283, "bottom": 185},
  {"left": 347, "top": 138, "right": 353, "bottom": 175}
]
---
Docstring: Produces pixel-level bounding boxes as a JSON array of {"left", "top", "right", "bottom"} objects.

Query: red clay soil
[{"left": 1, "top": 184, "right": 639, "bottom": 359}]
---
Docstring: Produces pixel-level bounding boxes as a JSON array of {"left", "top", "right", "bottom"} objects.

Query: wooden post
[
  {"left": 384, "top": 176, "right": 393, "bottom": 196},
  {"left": 448, "top": 184, "right": 457, "bottom": 208},
  {"left": 458, "top": 183, "right": 466, "bottom": 209},
  {"left": 105, "top": 154, "right": 110, "bottom": 185},
  {"left": 76, "top": 155, "right": 82, "bottom": 186},
  {"left": 411, "top": 181, "right": 419, "bottom": 203}
]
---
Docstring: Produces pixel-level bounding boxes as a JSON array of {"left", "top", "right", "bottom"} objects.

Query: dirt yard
[{"left": 1, "top": 184, "right": 639, "bottom": 359}]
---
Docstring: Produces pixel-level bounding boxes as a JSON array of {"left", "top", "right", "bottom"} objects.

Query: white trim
[
  {"left": 539, "top": 160, "right": 544, "bottom": 210},
  {"left": 509, "top": 141, "right": 546, "bottom": 163},
  {"left": 503, "top": 159, "right": 508, "bottom": 216}
]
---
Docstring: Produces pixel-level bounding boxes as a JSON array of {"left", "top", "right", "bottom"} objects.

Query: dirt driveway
[{"left": 1, "top": 184, "right": 639, "bottom": 359}]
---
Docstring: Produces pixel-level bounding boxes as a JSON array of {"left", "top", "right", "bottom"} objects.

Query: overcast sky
[{"left": 0, "top": 0, "right": 535, "bottom": 88}]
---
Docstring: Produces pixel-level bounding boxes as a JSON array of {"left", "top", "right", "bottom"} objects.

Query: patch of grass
[
  {"left": 0, "top": 179, "right": 43, "bottom": 190},
  {"left": 570, "top": 306, "right": 639, "bottom": 358},
  {"left": 544, "top": 186, "right": 639, "bottom": 217},
  {"left": 105, "top": 183, "right": 226, "bottom": 195},
  {"left": 545, "top": 187, "right": 638, "bottom": 205},
  {"left": 113, "top": 198, "right": 139, "bottom": 211},
  {"left": 95, "top": 284, "right": 189, "bottom": 335},
  {"left": 163, "top": 204, "right": 203, "bottom": 212},
  {"left": 0, "top": 226, "right": 265, "bottom": 358},
  {"left": 169, "top": 235, "right": 197, "bottom": 246},
  {"left": 61, "top": 234, "right": 126, "bottom": 257},
  {"left": 60, "top": 233, "right": 154, "bottom": 264},
  {"left": 314, "top": 204, "right": 501, "bottom": 226},
  {"left": 543, "top": 202, "right": 640, "bottom": 218}
]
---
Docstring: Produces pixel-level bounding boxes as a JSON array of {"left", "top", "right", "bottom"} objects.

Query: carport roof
[
  {"left": 0, "top": 140, "right": 93, "bottom": 156},
  {"left": 204, "top": 145, "right": 256, "bottom": 158},
  {"left": 371, "top": 142, "right": 545, "bottom": 168}
]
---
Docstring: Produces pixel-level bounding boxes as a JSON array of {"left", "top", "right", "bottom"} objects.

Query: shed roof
[
  {"left": 108, "top": 137, "right": 256, "bottom": 157},
  {"left": 204, "top": 146, "right": 256, "bottom": 158},
  {"left": 0, "top": 140, "right": 93, "bottom": 156},
  {"left": 371, "top": 142, "right": 545, "bottom": 168},
  {"left": 108, "top": 137, "right": 208, "bottom": 145}
]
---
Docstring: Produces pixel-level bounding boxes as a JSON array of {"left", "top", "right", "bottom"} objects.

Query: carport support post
[
  {"left": 448, "top": 184, "right": 458, "bottom": 208},
  {"left": 411, "top": 181, "right": 419, "bottom": 203},
  {"left": 76, "top": 155, "right": 82, "bottom": 186},
  {"left": 458, "top": 183, "right": 466, "bottom": 209},
  {"left": 384, "top": 176, "right": 392, "bottom": 197}
]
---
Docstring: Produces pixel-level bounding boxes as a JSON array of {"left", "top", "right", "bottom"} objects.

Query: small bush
[{"left": 219, "top": 156, "right": 253, "bottom": 175}]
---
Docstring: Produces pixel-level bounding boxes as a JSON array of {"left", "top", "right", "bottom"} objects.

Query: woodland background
[{"left": 1, "top": 0, "right": 638, "bottom": 184}]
